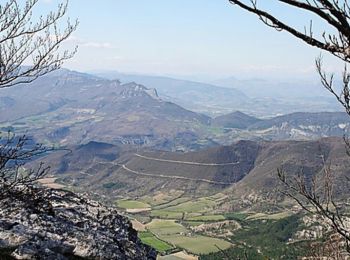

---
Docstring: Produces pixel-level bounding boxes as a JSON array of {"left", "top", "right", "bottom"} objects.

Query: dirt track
[
  {"left": 134, "top": 153, "right": 239, "bottom": 166},
  {"left": 121, "top": 164, "right": 233, "bottom": 186}
]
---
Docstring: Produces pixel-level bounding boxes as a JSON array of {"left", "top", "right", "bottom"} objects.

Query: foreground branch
[
  {"left": 0, "top": 132, "right": 50, "bottom": 200},
  {"left": 277, "top": 164, "right": 350, "bottom": 253},
  {"left": 229, "top": 0, "right": 350, "bottom": 61},
  {"left": 0, "top": 0, "right": 78, "bottom": 88}
]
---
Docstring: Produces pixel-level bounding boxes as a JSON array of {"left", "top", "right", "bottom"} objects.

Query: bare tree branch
[
  {"left": 230, "top": 0, "right": 350, "bottom": 254},
  {"left": 0, "top": 0, "right": 77, "bottom": 205},
  {"left": 278, "top": 164, "right": 350, "bottom": 253},
  {"left": 0, "top": 131, "right": 51, "bottom": 200},
  {"left": 0, "top": 0, "right": 78, "bottom": 89},
  {"left": 229, "top": 0, "right": 350, "bottom": 61}
]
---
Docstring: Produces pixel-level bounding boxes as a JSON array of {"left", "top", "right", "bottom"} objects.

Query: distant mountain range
[
  {"left": 93, "top": 71, "right": 342, "bottom": 117},
  {"left": 211, "top": 76, "right": 327, "bottom": 98},
  {"left": 93, "top": 71, "right": 247, "bottom": 116},
  {"left": 0, "top": 69, "right": 214, "bottom": 150},
  {"left": 212, "top": 111, "right": 350, "bottom": 142},
  {"left": 1, "top": 68, "right": 350, "bottom": 151}
]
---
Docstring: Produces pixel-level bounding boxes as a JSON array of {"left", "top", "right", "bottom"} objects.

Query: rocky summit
[{"left": 0, "top": 188, "right": 156, "bottom": 259}]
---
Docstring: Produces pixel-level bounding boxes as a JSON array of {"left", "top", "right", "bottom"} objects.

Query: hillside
[
  {"left": 39, "top": 141, "right": 260, "bottom": 198},
  {"left": 251, "top": 111, "right": 349, "bottom": 130},
  {"left": 0, "top": 69, "right": 213, "bottom": 150},
  {"left": 226, "top": 137, "right": 350, "bottom": 211},
  {"left": 39, "top": 137, "right": 350, "bottom": 205},
  {"left": 211, "top": 111, "right": 350, "bottom": 144},
  {"left": 212, "top": 111, "right": 262, "bottom": 129}
]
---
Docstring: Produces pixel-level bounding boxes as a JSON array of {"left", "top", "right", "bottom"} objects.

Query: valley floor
[{"left": 114, "top": 191, "right": 311, "bottom": 259}]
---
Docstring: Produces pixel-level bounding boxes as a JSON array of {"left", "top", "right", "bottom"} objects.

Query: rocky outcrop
[{"left": 0, "top": 189, "right": 157, "bottom": 259}]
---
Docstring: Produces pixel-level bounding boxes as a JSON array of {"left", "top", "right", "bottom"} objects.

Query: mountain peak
[
  {"left": 212, "top": 111, "right": 261, "bottom": 129},
  {"left": 120, "top": 82, "right": 160, "bottom": 100}
]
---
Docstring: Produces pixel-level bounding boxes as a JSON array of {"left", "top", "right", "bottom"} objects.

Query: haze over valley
[
  {"left": 2, "top": 67, "right": 350, "bottom": 258},
  {"left": 1, "top": 69, "right": 348, "bottom": 152}
]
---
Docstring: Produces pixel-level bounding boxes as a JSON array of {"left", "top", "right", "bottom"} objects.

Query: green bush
[{"left": 102, "top": 182, "right": 125, "bottom": 189}]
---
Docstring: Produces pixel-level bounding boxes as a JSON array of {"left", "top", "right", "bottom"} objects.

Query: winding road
[
  {"left": 92, "top": 153, "right": 239, "bottom": 186},
  {"left": 134, "top": 153, "right": 240, "bottom": 166},
  {"left": 120, "top": 164, "right": 234, "bottom": 186}
]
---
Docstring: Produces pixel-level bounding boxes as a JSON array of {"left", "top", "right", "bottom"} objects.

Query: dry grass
[
  {"left": 126, "top": 208, "right": 151, "bottom": 214},
  {"left": 131, "top": 219, "right": 146, "bottom": 231},
  {"left": 38, "top": 178, "right": 65, "bottom": 189}
]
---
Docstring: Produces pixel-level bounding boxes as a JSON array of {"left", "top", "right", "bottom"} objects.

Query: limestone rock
[{"left": 0, "top": 189, "right": 156, "bottom": 259}]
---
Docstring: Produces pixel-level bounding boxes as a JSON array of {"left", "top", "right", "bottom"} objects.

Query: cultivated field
[
  {"left": 159, "top": 234, "right": 232, "bottom": 255},
  {"left": 138, "top": 231, "right": 173, "bottom": 253},
  {"left": 117, "top": 199, "right": 151, "bottom": 209},
  {"left": 117, "top": 190, "right": 296, "bottom": 258}
]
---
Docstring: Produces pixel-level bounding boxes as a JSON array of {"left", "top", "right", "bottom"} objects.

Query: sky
[{"left": 38, "top": 0, "right": 345, "bottom": 81}]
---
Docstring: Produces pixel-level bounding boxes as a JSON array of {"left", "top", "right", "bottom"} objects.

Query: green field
[
  {"left": 115, "top": 192, "right": 303, "bottom": 257},
  {"left": 164, "top": 198, "right": 216, "bottom": 213},
  {"left": 141, "top": 196, "right": 170, "bottom": 206},
  {"left": 207, "top": 193, "right": 227, "bottom": 200},
  {"left": 146, "top": 219, "right": 187, "bottom": 235},
  {"left": 146, "top": 219, "right": 232, "bottom": 255},
  {"left": 116, "top": 200, "right": 151, "bottom": 209},
  {"left": 247, "top": 212, "right": 293, "bottom": 221},
  {"left": 187, "top": 215, "right": 225, "bottom": 222},
  {"left": 224, "top": 212, "right": 249, "bottom": 221},
  {"left": 138, "top": 231, "right": 173, "bottom": 253},
  {"left": 160, "top": 234, "right": 232, "bottom": 255},
  {"left": 153, "top": 197, "right": 191, "bottom": 210},
  {"left": 183, "top": 221, "right": 205, "bottom": 227},
  {"left": 151, "top": 210, "right": 184, "bottom": 219}
]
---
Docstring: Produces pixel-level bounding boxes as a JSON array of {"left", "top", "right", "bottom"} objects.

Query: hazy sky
[{"left": 40, "top": 0, "right": 344, "bottom": 80}]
